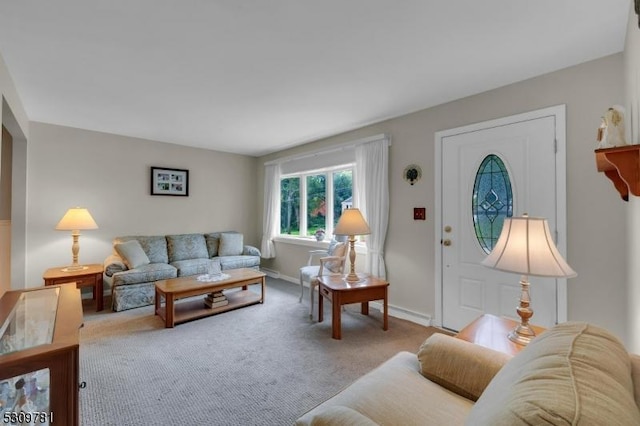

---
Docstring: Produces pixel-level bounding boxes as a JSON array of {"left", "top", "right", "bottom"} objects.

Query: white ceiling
[{"left": 0, "top": 1, "right": 631, "bottom": 156}]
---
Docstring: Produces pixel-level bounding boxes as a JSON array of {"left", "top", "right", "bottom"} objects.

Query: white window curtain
[
  {"left": 261, "top": 163, "right": 280, "bottom": 258},
  {"left": 355, "top": 137, "right": 389, "bottom": 278}
]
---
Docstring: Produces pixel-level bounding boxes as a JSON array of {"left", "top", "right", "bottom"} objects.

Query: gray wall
[
  {"left": 24, "top": 123, "right": 259, "bottom": 287},
  {"left": 260, "top": 53, "right": 629, "bottom": 343}
]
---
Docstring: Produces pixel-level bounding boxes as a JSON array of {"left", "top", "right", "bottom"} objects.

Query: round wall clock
[{"left": 403, "top": 164, "right": 422, "bottom": 185}]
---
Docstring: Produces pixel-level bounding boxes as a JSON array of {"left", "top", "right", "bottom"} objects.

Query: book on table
[
  {"left": 205, "top": 293, "right": 227, "bottom": 303},
  {"left": 204, "top": 298, "right": 229, "bottom": 308}
]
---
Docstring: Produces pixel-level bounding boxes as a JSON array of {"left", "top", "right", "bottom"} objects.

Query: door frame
[{"left": 434, "top": 105, "right": 567, "bottom": 328}]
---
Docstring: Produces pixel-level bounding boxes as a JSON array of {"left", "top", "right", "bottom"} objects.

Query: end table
[
  {"left": 317, "top": 274, "right": 389, "bottom": 340},
  {"left": 455, "top": 314, "right": 546, "bottom": 356},
  {"left": 43, "top": 263, "right": 104, "bottom": 311}
]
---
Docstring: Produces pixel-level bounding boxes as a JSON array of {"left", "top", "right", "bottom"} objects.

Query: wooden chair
[{"left": 299, "top": 241, "right": 347, "bottom": 318}]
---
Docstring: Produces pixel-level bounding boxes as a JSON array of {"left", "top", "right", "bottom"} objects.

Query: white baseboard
[
  {"left": 261, "top": 267, "right": 281, "bottom": 279},
  {"left": 274, "top": 274, "right": 432, "bottom": 327}
]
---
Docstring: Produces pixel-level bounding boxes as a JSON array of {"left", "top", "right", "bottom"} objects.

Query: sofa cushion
[
  {"left": 219, "top": 255, "right": 260, "bottom": 270},
  {"left": 115, "top": 235, "right": 168, "bottom": 264},
  {"left": 114, "top": 240, "right": 151, "bottom": 269},
  {"left": 112, "top": 263, "right": 177, "bottom": 286},
  {"left": 467, "top": 322, "right": 640, "bottom": 426},
  {"left": 418, "top": 333, "right": 511, "bottom": 402},
  {"left": 219, "top": 233, "right": 243, "bottom": 256},
  {"left": 170, "top": 258, "right": 211, "bottom": 277},
  {"left": 296, "top": 351, "right": 473, "bottom": 426},
  {"left": 205, "top": 233, "right": 220, "bottom": 257},
  {"left": 166, "top": 234, "right": 208, "bottom": 262}
]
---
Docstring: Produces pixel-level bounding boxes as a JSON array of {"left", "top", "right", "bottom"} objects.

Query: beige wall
[
  {"left": 625, "top": 6, "right": 640, "bottom": 352},
  {"left": 25, "top": 123, "right": 259, "bottom": 287},
  {"left": 260, "top": 54, "right": 629, "bottom": 342}
]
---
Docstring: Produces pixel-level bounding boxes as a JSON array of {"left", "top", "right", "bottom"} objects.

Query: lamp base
[
  {"left": 508, "top": 323, "right": 536, "bottom": 346},
  {"left": 344, "top": 272, "right": 363, "bottom": 283},
  {"left": 61, "top": 265, "right": 89, "bottom": 272}
]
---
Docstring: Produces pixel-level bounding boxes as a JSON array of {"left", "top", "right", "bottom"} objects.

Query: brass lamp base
[
  {"left": 344, "top": 272, "right": 362, "bottom": 283},
  {"left": 508, "top": 274, "right": 536, "bottom": 346},
  {"left": 508, "top": 324, "right": 536, "bottom": 345}
]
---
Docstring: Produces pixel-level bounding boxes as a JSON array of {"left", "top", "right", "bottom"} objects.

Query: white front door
[{"left": 436, "top": 106, "right": 567, "bottom": 332}]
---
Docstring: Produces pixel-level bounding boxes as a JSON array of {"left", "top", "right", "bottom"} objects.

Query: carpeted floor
[{"left": 79, "top": 277, "right": 442, "bottom": 425}]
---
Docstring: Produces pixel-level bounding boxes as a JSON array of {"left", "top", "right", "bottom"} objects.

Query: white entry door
[{"left": 437, "top": 106, "right": 567, "bottom": 332}]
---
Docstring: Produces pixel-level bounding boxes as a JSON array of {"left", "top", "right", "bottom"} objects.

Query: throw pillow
[
  {"left": 205, "top": 233, "right": 220, "bottom": 258},
  {"left": 324, "top": 242, "right": 347, "bottom": 273},
  {"left": 166, "top": 234, "right": 208, "bottom": 262},
  {"left": 219, "top": 233, "right": 243, "bottom": 256},
  {"left": 417, "top": 333, "right": 511, "bottom": 401},
  {"left": 114, "top": 240, "right": 151, "bottom": 269}
]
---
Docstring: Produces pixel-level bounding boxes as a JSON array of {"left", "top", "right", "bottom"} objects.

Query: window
[
  {"left": 280, "top": 165, "right": 354, "bottom": 238},
  {"left": 472, "top": 154, "right": 513, "bottom": 253}
]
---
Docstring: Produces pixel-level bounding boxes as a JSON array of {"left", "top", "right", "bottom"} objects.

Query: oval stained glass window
[{"left": 472, "top": 154, "right": 513, "bottom": 254}]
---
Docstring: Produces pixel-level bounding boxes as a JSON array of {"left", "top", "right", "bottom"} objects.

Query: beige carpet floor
[{"left": 79, "top": 277, "right": 442, "bottom": 425}]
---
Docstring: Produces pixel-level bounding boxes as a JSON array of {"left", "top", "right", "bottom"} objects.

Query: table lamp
[
  {"left": 334, "top": 208, "right": 371, "bottom": 282},
  {"left": 56, "top": 207, "right": 99, "bottom": 272},
  {"left": 481, "top": 214, "right": 576, "bottom": 345}
]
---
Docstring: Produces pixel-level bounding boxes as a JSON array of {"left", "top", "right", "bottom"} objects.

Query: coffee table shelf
[
  {"left": 156, "top": 289, "right": 262, "bottom": 326},
  {"left": 155, "top": 268, "right": 266, "bottom": 328}
]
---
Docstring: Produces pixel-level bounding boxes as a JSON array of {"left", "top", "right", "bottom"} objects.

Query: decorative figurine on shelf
[
  {"left": 314, "top": 229, "right": 325, "bottom": 241},
  {"left": 597, "top": 105, "right": 628, "bottom": 149}
]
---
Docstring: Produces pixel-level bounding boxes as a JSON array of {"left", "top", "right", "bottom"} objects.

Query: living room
[{"left": 1, "top": 1, "right": 640, "bottom": 425}]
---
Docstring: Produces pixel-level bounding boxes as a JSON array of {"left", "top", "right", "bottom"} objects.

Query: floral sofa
[{"left": 103, "top": 231, "right": 260, "bottom": 311}]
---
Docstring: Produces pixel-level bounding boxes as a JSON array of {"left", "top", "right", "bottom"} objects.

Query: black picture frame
[{"left": 150, "top": 167, "right": 189, "bottom": 196}]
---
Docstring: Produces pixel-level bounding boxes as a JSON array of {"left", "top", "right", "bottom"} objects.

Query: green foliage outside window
[{"left": 280, "top": 167, "right": 353, "bottom": 237}]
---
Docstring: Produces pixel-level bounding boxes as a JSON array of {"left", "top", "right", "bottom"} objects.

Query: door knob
[
  {"left": 442, "top": 239, "right": 452, "bottom": 246},
  {"left": 444, "top": 225, "right": 452, "bottom": 233}
]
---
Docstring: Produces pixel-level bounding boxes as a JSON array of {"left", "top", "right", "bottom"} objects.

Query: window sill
[{"left": 273, "top": 235, "right": 367, "bottom": 254}]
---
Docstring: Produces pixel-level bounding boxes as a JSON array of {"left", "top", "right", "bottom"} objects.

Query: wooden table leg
[
  {"left": 383, "top": 287, "right": 388, "bottom": 331},
  {"left": 332, "top": 293, "right": 341, "bottom": 340},
  {"left": 96, "top": 273, "right": 103, "bottom": 311},
  {"left": 155, "top": 288, "right": 160, "bottom": 315},
  {"left": 361, "top": 301, "right": 369, "bottom": 315},
  {"left": 166, "top": 295, "right": 175, "bottom": 328},
  {"left": 260, "top": 276, "right": 265, "bottom": 303},
  {"left": 318, "top": 288, "right": 324, "bottom": 323}
]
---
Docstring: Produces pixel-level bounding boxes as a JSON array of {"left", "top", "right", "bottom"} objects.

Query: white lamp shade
[
  {"left": 55, "top": 208, "right": 99, "bottom": 231},
  {"left": 481, "top": 215, "right": 576, "bottom": 278},
  {"left": 334, "top": 208, "right": 371, "bottom": 236}
]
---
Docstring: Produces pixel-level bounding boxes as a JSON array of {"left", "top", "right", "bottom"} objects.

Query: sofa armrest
[
  {"left": 243, "top": 245, "right": 261, "bottom": 257},
  {"left": 104, "top": 254, "right": 127, "bottom": 277},
  {"left": 417, "top": 333, "right": 512, "bottom": 401}
]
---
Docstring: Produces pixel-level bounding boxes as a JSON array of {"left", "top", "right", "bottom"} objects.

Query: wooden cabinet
[{"left": 0, "top": 283, "right": 83, "bottom": 425}]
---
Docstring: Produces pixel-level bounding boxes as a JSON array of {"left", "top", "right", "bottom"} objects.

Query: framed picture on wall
[{"left": 150, "top": 167, "right": 189, "bottom": 196}]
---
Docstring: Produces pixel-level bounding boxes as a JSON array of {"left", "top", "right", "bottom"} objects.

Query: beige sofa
[{"left": 296, "top": 322, "right": 640, "bottom": 425}]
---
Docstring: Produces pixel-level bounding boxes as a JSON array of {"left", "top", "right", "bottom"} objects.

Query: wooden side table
[
  {"left": 317, "top": 274, "right": 389, "bottom": 340},
  {"left": 455, "top": 314, "right": 547, "bottom": 356},
  {"left": 43, "top": 263, "right": 104, "bottom": 311}
]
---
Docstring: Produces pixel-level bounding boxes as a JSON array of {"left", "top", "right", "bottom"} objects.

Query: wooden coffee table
[
  {"left": 317, "top": 274, "right": 389, "bottom": 340},
  {"left": 155, "top": 268, "right": 266, "bottom": 328}
]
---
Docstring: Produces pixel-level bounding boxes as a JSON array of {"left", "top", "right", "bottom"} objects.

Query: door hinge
[{"left": 554, "top": 138, "right": 558, "bottom": 153}]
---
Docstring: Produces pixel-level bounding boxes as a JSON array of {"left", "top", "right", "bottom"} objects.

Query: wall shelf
[{"left": 595, "top": 145, "right": 640, "bottom": 201}]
